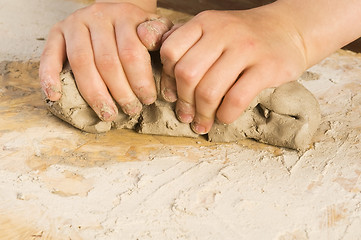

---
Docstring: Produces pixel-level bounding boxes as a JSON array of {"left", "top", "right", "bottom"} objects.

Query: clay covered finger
[
  {"left": 47, "top": 64, "right": 112, "bottom": 133},
  {"left": 191, "top": 49, "right": 249, "bottom": 134},
  {"left": 90, "top": 20, "right": 143, "bottom": 117},
  {"left": 64, "top": 22, "right": 118, "bottom": 122},
  {"left": 170, "top": 36, "right": 224, "bottom": 125},
  {"left": 160, "top": 21, "right": 202, "bottom": 78},
  {"left": 160, "top": 71, "right": 177, "bottom": 102},
  {"left": 39, "top": 24, "right": 66, "bottom": 101},
  {"left": 47, "top": 63, "right": 140, "bottom": 133},
  {"left": 137, "top": 17, "right": 174, "bottom": 51},
  {"left": 116, "top": 22, "right": 157, "bottom": 105},
  {"left": 216, "top": 66, "right": 268, "bottom": 124}
]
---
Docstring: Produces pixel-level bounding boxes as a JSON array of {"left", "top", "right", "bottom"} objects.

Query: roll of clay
[
  {"left": 208, "top": 81, "right": 321, "bottom": 150},
  {"left": 46, "top": 55, "right": 321, "bottom": 151}
]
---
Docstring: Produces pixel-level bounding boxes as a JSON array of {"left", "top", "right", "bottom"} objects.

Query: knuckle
[
  {"left": 174, "top": 65, "right": 199, "bottom": 85},
  {"left": 216, "top": 111, "right": 235, "bottom": 124},
  {"left": 196, "top": 86, "right": 221, "bottom": 105},
  {"left": 88, "top": 2, "right": 102, "bottom": 11},
  {"left": 116, "top": 2, "right": 136, "bottom": 13},
  {"left": 87, "top": 3, "right": 106, "bottom": 14},
  {"left": 68, "top": 50, "right": 92, "bottom": 68},
  {"left": 87, "top": 3, "right": 107, "bottom": 19},
  {"left": 96, "top": 53, "right": 119, "bottom": 70},
  {"left": 68, "top": 3, "right": 107, "bottom": 22},
  {"left": 240, "top": 38, "right": 257, "bottom": 52},
  {"left": 140, "top": 78, "right": 155, "bottom": 89},
  {"left": 227, "top": 94, "right": 247, "bottom": 109},
  {"left": 119, "top": 48, "right": 144, "bottom": 64},
  {"left": 160, "top": 43, "right": 177, "bottom": 63},
  {"left": 133, "top": 79, "right": 156, "bottom": 97},
  {"left": 67, "top": 8, "right": 84, "bottom": 22}
]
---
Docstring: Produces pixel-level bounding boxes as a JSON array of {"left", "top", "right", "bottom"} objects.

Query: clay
[
  {"left": 208, "top": 81, "right": 321, "bottom": 150},
  {"left": 47, "top": 63, "right": 139, "bottom": 134},
  {"left": 46, "top": 54, "right": 321, "bottom": 151},
  {"left": 46, "top": 64, "right": 111, "bottom": 134}
]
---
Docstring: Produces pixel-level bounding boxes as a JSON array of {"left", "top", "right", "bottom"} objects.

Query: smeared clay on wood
[{"left": 46, "top": 54, "right": 321, "bottom": 151}]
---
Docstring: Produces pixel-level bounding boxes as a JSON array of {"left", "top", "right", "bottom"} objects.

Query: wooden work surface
[
  {"left": 0, "top": 61, "right": 284, "bottom": 170},
  {"left": 0, "top": 2, "right": 361, "bottom": 237},
  {"left": 1, "top": 51, "right": 360, "bottom": 166}
]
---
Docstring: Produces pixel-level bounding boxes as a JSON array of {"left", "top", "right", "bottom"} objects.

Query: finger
[
  {"left": 161, "top": 23, "right": 182, "bottom": 43},
  {"left": 191, "top": 51, "right": 247, "bottom": 134},
  {"left": 174, "top": 36, "right": 223, "bottom": 124},
  {"left": 160, "top": 71, "right": 177, "bottom": 102},
  {"left": 89, "top": 21, "right": 142, "bottom": 116},
  {"left": 159, "top": 22, "right": 203, "bottom": 122},
  {"left": 137, "top": 17, "right": 173, "bottom": 51},
  {"left": 64, "top": 23, "right": 118, "bottom": 122},
  {"left": 216, "top": 66, "right": 267, "bottom": 124},
  {"left": 160, "top": 22, "right": 202, "bottom": 77},
  {"left": 115, "top": 20, "right": 157, "bottom": 105},
  {"left": 39, "top": 24, "right": 66, "bottom": 101}
]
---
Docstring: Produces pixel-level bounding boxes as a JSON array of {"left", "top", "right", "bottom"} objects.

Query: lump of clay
[
  {"left": 46, "top": 57, "right": 197, "bottom": 138},
  {"left": 139, "top": 100, "right": 198, "bottom": 138},
  {"left": 46, "top": 63, "right": 111, "bottom": 133},
  {"left": 46, "top": 54, "right": 321, "bottom": 151},
  {"left": 208, "top": 81, "right": 321, "bottom": 150},
  {"left": 47, "top": 63, "right": 139, "bottom": 134},
  {"left": 137, "top": 53, "right": 199, "bottom": 138}
]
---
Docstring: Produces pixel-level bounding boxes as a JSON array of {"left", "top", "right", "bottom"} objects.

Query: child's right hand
[{"left": 39, "top": 2, "right": 172, "bottom": 121}]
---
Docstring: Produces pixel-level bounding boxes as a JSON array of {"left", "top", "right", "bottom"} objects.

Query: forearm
[
  {"left": 273, "top": 0, "right": 361, "bottom": 67},
  {"left": 95, "top": 0, "right": 157, "bottom": 13}
]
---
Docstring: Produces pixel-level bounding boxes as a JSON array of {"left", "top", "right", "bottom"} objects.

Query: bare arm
[{"left": 276, "top": 0, "right": 361, "bottom": 67}]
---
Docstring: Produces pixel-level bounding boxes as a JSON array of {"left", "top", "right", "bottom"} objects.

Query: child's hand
[
  {"left": 39, "top": 3, "right": 172, "bottom": 121},
  {"left": 160, "top": 4, "right": 307, "bottom": 134}
]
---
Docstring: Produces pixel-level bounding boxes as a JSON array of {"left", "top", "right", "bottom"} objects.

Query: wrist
[
  {"left": 274, "top": 0, "right": 361, "bottom": 67},
  {"left": 243, "top": 2, "right": 309, "bottom": 72},
  {"left": 95, "top": 0, "right": 157, "bottom": 13}
]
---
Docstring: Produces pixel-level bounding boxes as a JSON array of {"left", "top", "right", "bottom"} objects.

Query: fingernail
[
  {"left": 162, "top": 88, "right": 177, "bottom": 102},
  {"left": 177, "top": 111, "right": 194, "bottom": 123},
  {"left": 121, "top": 100, "right": 142, "bottom": 116},
  {"left": 140, "top": 18, "right": 171, "bottom": 51},
  {"left": 156, "top": 17, "right": 174, "bottom": 29},
  {"left": 42, "top": 85, "right": 51, "bottom": 99},
  {"left": 161, "top": 72, "right": 176, "bottom": 102},
  {"left": 40, "top": 75, "right": 61, "bottom": 100},
  {"left": 100, "top": 104, "right": 117, "bottom": 121},
  {"left": 176, "top": 100, "right": 194, "bottom": 123},
  {"left": 191, "top": 122, "right": 207, "bottom": 135},
  {"left": 92, "top": 101, "right": 117, "bottom": 121},
  {"left": 40, "top": 75, "right": 51, "bottom": 98},
  {"left": 141, "top": 95, "right": 157, "bottom": 105}
]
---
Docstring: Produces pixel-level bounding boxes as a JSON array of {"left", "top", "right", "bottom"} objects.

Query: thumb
[{"left": 137, "top": 17, "right": 173, "bottom": 51}]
